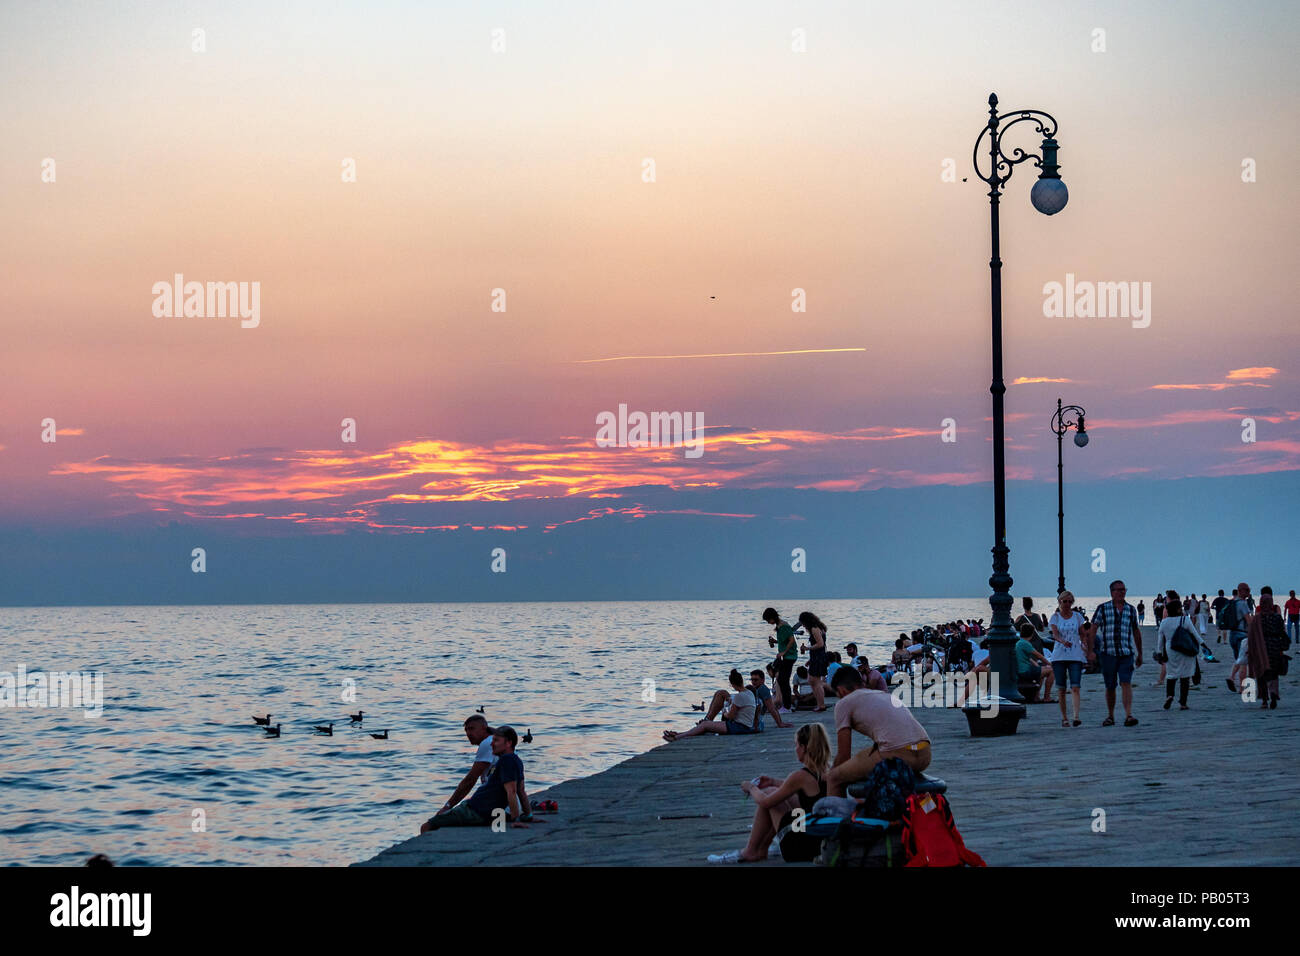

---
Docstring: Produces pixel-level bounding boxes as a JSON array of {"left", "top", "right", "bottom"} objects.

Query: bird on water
[
  {"left": 264, "top": 724, "right": 281, "bottom": 738},
  {"left": 370, "top": 729, "right": 389, "bottom": 740},
  {"left": 313, "top": 723, "right": 334, "bottom": 736},
  {"left": 348, "top": 711, "right": 364, "bottom": 723},
  {"left": 252, "top": 714, "right": 271, "bottom": 726}
]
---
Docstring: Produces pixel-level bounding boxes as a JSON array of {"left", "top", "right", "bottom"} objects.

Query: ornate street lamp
[
  {"left": 972, "top": 93, "right": 1067, "bottom": 707},
  {"left": 1051, "top": 398, "right": 1088, "bottom": 595}
]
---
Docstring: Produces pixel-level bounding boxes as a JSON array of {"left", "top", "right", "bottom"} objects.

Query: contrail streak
[{"left": 575, "top": 348, "right": 866, "bottom": 364}]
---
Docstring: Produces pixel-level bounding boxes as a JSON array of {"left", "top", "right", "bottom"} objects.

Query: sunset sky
[{"left": 1, "top": 1, "right": 1296, "bottom": 600}]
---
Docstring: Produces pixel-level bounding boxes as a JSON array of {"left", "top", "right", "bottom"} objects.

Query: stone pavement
[{"left": 356, "top": 627, "right": 1298, "bottom": 866}]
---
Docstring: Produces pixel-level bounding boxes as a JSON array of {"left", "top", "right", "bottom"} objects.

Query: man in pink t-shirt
[
  {"left": 1284, "top": 590, "right": 1300, "bottom": 643},
  {"left": 825, "top": 667, "right": 931, "bottom": 797}
]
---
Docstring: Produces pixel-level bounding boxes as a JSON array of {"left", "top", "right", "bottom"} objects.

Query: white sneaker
[
  {"left": 778, "top": 708, "right": 792, "bottom": 714},
  {"left": 707, "top": 849, "right": 742, "bottom": 864}
]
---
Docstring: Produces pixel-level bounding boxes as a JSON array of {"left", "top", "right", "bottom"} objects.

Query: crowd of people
[{"left": 414, "top": 585, "right": 1294, "bottom": 846}]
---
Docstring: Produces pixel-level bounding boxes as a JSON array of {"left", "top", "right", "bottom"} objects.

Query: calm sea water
[{"left": 0, "top": 597, "right": 1113, "bottom": 866}]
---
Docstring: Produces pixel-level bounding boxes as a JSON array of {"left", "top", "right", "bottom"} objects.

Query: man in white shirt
[{"left": 434, "top": 714, "right": 498, "bottom": 817}]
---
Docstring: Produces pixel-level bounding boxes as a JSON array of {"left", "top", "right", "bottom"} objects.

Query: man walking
[
  {"left": 1285, "top": 589, "right": 1300, "bottom": 645},
  {"left": 1088, "top": 579, "right": 1143, "bottom": 727},
  {"left": 1223, "top": 583, "right": 1253, "bottom": 660},
  {"left": 763, "top": 607, "right": 798, "bottom": 714},
  {"left": 1212, "top": 589, "right": 1230, "bottom": 643}
]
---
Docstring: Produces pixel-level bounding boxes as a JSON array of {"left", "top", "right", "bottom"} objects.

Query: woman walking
[
  {"left": 1156, "top": 590, "right": 1198, "bottom": 710},
  {"left": 799, "top": 611, "right": 830, "bottom": 712},
  {"left": 1197, "top": 594, "right": 1210, "bottom": 637},
  {"left": 1246, "top": 595, "right": 1288, "bottom": 709},
  {"left": 1048, "top": 590, "right": 1088, "bottom": 727}
]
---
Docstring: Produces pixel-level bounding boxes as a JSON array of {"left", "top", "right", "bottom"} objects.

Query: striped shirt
[{"left": 1091, "top": 601, "right": 1141, "bottom": 657}]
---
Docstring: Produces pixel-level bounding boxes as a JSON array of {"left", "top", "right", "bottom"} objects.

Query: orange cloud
[
  {"left": 1226, "top": 367, "right": 1279, "bottom": 380},
  {"left": 1011, "top": 377, "right": 1073, "bottom": 385}
]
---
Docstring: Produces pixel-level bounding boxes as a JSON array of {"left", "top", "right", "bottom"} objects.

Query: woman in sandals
[
  {"left": 1156, "top": 589, "right": 1198, "bottom": 710},
  {"left": 1048, "top": 590, "right": 1088, "bottom": 727},
  {"left": 799, "top": 611, "right": 830, "bottom": 712},
  {"left": 707, "top": 723, "right": 831, "bottom": 863}
]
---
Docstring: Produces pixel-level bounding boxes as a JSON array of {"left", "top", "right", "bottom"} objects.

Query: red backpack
[{"left": 900, "top": 792, "right": 986, "bottom": 867}]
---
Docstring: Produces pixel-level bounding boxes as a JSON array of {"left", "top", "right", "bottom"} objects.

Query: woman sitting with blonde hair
[{"left": 707, "top": 723, "right": 831, "bottom": 863}]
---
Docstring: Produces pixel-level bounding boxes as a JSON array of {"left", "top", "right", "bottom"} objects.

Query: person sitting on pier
[
  {"left": 1016, "top": 622, "right": 1054, "bottom": 700},
  {"left": 420, "top": 726, "right": 529, "bottom": 832},
  {"left": 749, "top": 669, "right": 792, "bottom": 729},
  {"left": 856, "top": 655, "right": 888, "bottom": 692},
  {"left": 429, "top": 714, "right": 498, "bottom": 820},
  {"left": 825, "top": 667, "right": 931, "bottom": 797},
  {"left": 664, "top": 670, "right": 758, "bottom": 741},
  {"left": 792, "top": 666, "right": 817, "bottom": 710},
  {"left": 707, "top": 723, "right": 832, "bottom": 863},
  {"left": 891, "top": 637, "right": 912, "bottom": 673}
]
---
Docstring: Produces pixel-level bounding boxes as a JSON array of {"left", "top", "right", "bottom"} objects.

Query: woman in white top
[
  {"left": 1048, "top": 590, "right": 1089, "bottom": 727},
  {"left": 1196, "top": 595, "right": 1210, "bottom": 636},
  {"left": 1156, "top": 589, "right": 1199, "bottom": 710}
]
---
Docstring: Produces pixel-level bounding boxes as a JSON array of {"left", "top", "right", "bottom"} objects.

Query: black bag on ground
[
  {"left": 776, "top": 810, "right": 823, "bottom": 862},
  {"left": 815, "top": 817, "right": 904, "bottom": 867}
]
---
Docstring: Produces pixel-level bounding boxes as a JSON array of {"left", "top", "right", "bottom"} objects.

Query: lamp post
[
  {"left": 1051, "top": 398, "right": 1088, "bottom": 595},
  {"left": 972, "top": 93, "right": 1067, "bottom": 706}
]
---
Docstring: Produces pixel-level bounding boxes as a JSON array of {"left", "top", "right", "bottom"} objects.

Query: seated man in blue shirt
[{"left": 420, "top": 726, "right": 529, "bottom": 832}]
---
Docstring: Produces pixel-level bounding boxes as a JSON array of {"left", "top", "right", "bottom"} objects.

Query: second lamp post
[{"left": 1051, "top": 398, "right": 1088, "bottom": 595}]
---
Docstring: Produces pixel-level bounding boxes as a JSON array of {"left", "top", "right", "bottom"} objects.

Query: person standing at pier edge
[
  {"left": 1137, "top": 600, "right": 1146, "bottom": 625},
  {"left": 1153, "top": 592, "right": 1165, "bottom": 625},
  {"left": 1284, "top": 590, "right": 1300, "bottom": 644},
  {"left": 1156, "top": 590, "right": 1198, "bottom": 711},
  {"left": 763, "top": 608, "right": 798, "bottom": 715},
  {"left": 1049, "top": 590, "right": 1087, "bottom": 727},
  {"left": 1090, "top": 580, "right": 1144, "bottom": 727},
  {"left": 1197, "top": 595, "right": 1210, "bottom": 637},
  {"left": 799, "top": 611, "right": 830, "bottom": 712}
]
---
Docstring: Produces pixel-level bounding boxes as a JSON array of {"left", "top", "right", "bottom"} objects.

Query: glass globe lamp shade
[{"left": 1031, "top": 177, "right": 1069, "bottom": 215}]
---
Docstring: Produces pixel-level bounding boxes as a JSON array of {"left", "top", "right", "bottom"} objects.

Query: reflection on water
[{"left": 0, "top": 597, "right": 1105, "bottom": 865}]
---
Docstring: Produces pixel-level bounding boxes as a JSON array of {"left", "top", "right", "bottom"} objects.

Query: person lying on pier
[
  {"left": 706, "top": 724, "right": 832, "bottom": 864},
  {"left": 825, "top": 666, "right": 931, "bottom": 797},
  {"left": 420, "top": 726, "right": 529, "bottom": 832},
  {"left": 664, "top": 669, "right": 758, "bottom": 741},
  {"left": 749, "top": 669, "right": 792, "bottom": 729}
]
